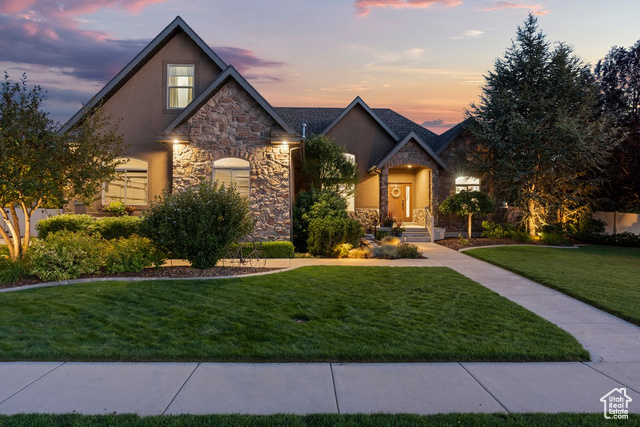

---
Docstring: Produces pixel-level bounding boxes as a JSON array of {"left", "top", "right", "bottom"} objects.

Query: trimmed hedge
[
  {"left": 232, "top": 242, "right": 295, "bottom": 258},
  {"left": 36, "top": 214, "right": 141, "bottom": 241},
  {"left": 36, "top": 214, "right": 94, "bottom": 239},
  {"left": 307, "top": 217, "right": 363, "bottom": 257},
  {"left": 89, "top": 216, "right": 140, "bottom": 240}
]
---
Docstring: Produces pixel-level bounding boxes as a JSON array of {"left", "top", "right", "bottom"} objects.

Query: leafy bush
[
  {"left": 375, "top": 243, "right": 398, "bottom": 259},
  {"left": 307, "top": 216, "right": 363, "bottom": 257},
  {"left": 103, "top": 236, "right": 166, "bottom": 274},
  {"left": 397, "top": 243, "right": 422, "bottom": 259},
  {"left": 28, "top": 231, "right": 105, "bottom": 281},
  {"left": 89, "top": 216, "right": 141, "bottom": 240},
  {"left": 36, "top": 214, "right": 94, "bottom": 239},
  {"left": 139, "top": 180, "right": 253, "bottom": 269},
  {"left": 481, "top": 221, "right": 532, "bottom": 242},
  {"left": 0, "top": 257, "right": 30, "bottom": 285},
  {"left": 348, "top": 248, "right": 367, "bottom": 258},
  {"left": 540, "top": 232, "right": 571, "bottom": 246},
  {"left": 259, "top": 241, "right": 295, "bottom": 258},
  {"left": 293, "top": 190, "right": 349, "bottom": 252},
  {"left": 375, "top": 229, "right": 391, "bottom": 240},
  {"left": 332, "top": 243, "right": 353, "bottom": 258},
  {"left": 102, "top": 200, "right": 127, "bottom": 216}
]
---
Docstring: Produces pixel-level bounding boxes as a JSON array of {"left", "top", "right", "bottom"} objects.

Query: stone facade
[
  {"left": 172, "top": 80, "right": 292, "bottom": 241},
  {"left": 413, "top": 208, "right": 426, "bottom": 226},
  {"left": 379, "top": 139, "right": 439, "bottom": 220},
  {"left": 349, "top": 208, "right": 380, "bottom": 233}
]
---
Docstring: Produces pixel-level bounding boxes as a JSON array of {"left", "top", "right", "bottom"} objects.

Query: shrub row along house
[{"left": 61, "top": 17, "right": 477, "bottom": 242}]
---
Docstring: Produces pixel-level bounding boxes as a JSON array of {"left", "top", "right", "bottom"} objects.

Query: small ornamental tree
[
  {"left": 0, "top": 73, "right": 125, "bottom": 259},
  {"left": 439, "top": 191, "right": 494, "bottom": 238},
  {"left": 139, "top": 180, "right": 253, "bottom": 269},
  {"left": 302, "top": 134, "right": 359, "bottom": 195}
]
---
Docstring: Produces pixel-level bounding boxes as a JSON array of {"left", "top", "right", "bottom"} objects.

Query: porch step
[{"left": 402, "top": 228, "right": 431, "bottom": 243}]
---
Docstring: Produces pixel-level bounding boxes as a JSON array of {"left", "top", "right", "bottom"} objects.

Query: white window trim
[{"left": 102, "top": 158, "right": 149, "bottom": 205}]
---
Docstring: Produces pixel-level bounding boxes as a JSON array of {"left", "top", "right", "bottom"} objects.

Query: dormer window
[{"left": 167, "top": 64, "right": 194, "bottom": 109}]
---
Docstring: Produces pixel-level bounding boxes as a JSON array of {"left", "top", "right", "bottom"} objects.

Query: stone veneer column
[{"left": 379, "top": 166, "right": 389, "bottom": 216}]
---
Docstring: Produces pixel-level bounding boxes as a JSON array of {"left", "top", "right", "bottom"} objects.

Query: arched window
[
  {"left": 103, "top": 158, "right": 148, "bottom": 205},
  {"left": 213, "top": 158, "right": 250, "bottom": 198},
  {"left": 455, "top": 176, "right": 480, "bottom": 193}
]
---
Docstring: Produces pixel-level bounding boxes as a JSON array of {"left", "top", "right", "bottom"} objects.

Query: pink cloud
[
  {"left": 1, "top": 0, "right": 166, "bottom": 17},
  {"left": 480, "top": 2, "right": 553, "bottom": 16},
  {"left": 214, "top": 46, "right": 285, "bottom": 75},
  {"left": 0, "top": 0, "right": 37, "bottom": 14},
  {"left": 355, "top": 0, "right": 462, "bottom": 16}
]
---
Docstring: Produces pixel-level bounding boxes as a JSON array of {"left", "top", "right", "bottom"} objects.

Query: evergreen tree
[
  {"left": 595, "top": 40, "right": 640, "bottom": 211},
  {"left": 466, "top": 14, "right": 617, "bottom": 235}
]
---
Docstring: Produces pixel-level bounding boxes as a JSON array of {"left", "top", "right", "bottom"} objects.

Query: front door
[{"left": 388, "top": 183, "right": 412, "bottom": 222}]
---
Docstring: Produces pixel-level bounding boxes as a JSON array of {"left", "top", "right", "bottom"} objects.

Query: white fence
[
  {"left": 593, "top": 211, "right": 640, "bottom": 235},
  {"left": 1, "top": 208, "right": 64, "bottom": 238}
]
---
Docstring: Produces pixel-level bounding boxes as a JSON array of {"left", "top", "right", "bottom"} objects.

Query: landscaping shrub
[
  {"left": 332, "top": 243, "right": 353, "bottom": 258},
  {"left": 293, "top": 190, "right": 349, "bottom": 252},
  {"left": 28, "top": 231, "right": 105, "bottom": 281},
  {"left": 397, "top": 243, "right": 422, "bottom": 259},
  {"left": 259, "top": 241, "right": 295, "bottom": 258},
  {"left": 139, "top": 180, "right": 253, "bottom": 269},
  {"left": 103, "top": 236, "right": 166, "bottom": 274},
  {"left": 0, "top": 257, "right": 30, "bottom": 285},
  {"left": 102, "top": 201, "right": 128, "bottom": 216},
  {"left": 307, "top": 216, "right": 363, "bottom": 257},
  {"left": 481, "top": 221, "right": 532, "bottom": 242},
  {"left": 375, "top": 243, "right": 398, "bottom": 259},
  {"left": 36, "top": 214, "right": 94, "bottom": 239},
  {"left": 539, "top": 224, "right": 571, "bottom": 246},
  {"left": 89, "top": 216, "right": 141, "bottom": 240}
]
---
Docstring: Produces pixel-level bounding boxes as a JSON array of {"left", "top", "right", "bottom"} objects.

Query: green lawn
[
  {"left": 465, "top": 245, "right": 640, "bottom": 325},
  {"left": 0, "top": 413, "right": 635, "bottom": 427},
  {"left": 0, "top": 266, "right": 588, "bottom": 362}
]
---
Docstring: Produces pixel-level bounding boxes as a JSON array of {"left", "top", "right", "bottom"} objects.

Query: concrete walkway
[{"left": 1, "top": 243, "right": 640, "bottom": 416}]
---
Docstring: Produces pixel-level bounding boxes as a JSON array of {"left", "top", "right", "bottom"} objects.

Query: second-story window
[{"left": 167, "top": 64, "right": 194, "bottom": 109}]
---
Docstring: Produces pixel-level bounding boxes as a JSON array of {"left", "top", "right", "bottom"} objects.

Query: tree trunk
[
  {"left": 528, "top": 199, "right": 537, "bottom": 236},
  {"left": 468, "top": 212, "right": 473, "bottom": 239}
]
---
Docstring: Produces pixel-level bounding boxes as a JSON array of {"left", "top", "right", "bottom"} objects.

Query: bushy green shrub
[
  {"left": 397, "top": 243, "right": 422, "bottom": 259},
  {"left": 36, "top": 214, "right": 95, "bottom": 239},
  {"left": 539, "top": 224, "right": 571, "bottom": 246},
  {"left": 481, "top": 221, "right": 532, "bottom": 242},
  {"left": 89, "top": 216, "right": 141, "bottom": 240},
  {"left": 0, "top": 257, "right": 30, "bottom": 285},
  {"left": 307, "top": 216, "right": 363, "bottom": 257},
  {"left": 28, "top": 231, "right": 105, "bottom": 281},
  {"left": 293, "top": 190, "right": 349, "bottom": 252},
  {"left": 102, "top": 201, "right": 127, "bottom": 216},
  {"left": 139, "top": 180, "right": 253, "bottom": 269},
  {"left": 103, "top": 236, "right": 166, "bottom": 274},
  {"left": 332, "top": 243, "right": 353, "bottom": 258},
  {"left": 375, "top": 243, "right": 398, "bottom": 259},
  {"left": 258, "top": 241, "right": 295, "bottom": 258}
]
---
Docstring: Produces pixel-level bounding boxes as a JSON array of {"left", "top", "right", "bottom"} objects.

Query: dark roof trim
[
  {"left": 371, "top": 131, "right": 447, "bottom": 170},
  {"left": 59, "top": 16, "right": 227, "bottom": 134},
  {"left": 163, "top": 65, "right": 297, "bottom": 135},
  {"left": 321, "top": 96, "right": 399, "bottom": 140},
  {"left": 434, "top": 118, "right": 472, "bottom": 155}
]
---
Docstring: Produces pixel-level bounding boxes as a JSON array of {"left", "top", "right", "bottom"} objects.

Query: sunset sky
[{"left": 1, "top": 0, "right": 638, "bottom": 133}]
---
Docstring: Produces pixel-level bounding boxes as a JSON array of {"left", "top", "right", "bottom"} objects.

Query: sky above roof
[{"left": 1, "top": 0, "right": 638, "bottom": 133}]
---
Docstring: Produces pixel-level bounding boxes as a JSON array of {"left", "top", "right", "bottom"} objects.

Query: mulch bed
[
  {"left": 436, "top": 237, "right": 546, "bottom": 252},
  {"left": 0, "top": 266, "right": 281, "bottom": 290}
]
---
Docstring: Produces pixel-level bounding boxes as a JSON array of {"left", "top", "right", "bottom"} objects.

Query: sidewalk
[{"left": 1, "top": 243, "right": 639, "bottom": 416}]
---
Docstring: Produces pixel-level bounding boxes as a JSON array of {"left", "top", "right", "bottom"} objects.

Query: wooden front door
[{"left": 388, "top": 183, "right": 412, "bottom": 222}]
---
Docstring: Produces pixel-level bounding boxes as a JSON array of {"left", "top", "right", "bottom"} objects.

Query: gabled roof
[
  {"left": 371, "top": 131, "right": 447, "bottom": 170},
  {"left": 322, "top": 96, "right": 399, "bottom": 140},
  {"left": 274, "top": 105, "right": 438, "bottom": 144},
  {"left": 433, "top": 118, "right": 473, "bottom": 155},
  {"left": 163, "top": 65, "right": 297, "bottom": 135},
  {"left": 59, "top": 16, "right": 227, "bottom": 134}
]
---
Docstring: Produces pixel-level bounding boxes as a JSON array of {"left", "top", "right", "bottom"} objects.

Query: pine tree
[{"left": 467, "top": 14, "right": 617, "bottom": 235}]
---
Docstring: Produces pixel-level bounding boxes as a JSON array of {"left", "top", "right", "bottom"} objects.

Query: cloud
[
  {"left": 421, "top": 119, "right": 447, "bottom": 127},
  {"left": 0, "top": 1, "right": 285, "bottom": 84},
  {"left": 354, "top": 0, "right": 462, "bottom": 16},
  {"left": 214, "top": 46, "right": 285, "bottom": 74},
  {"left": 479, "top": 2, "right": 552, "bottom": 16},
  {"left": 452, "top": 29, "right": 484, "bottom": 39}
]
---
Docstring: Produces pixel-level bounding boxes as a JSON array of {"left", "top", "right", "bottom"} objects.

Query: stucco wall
[
  {"left": 100, "top": 31, "right": 224, "bottom": 210},
  {"left": 172, "top": 79, "right": 292, "bottom": 241}
]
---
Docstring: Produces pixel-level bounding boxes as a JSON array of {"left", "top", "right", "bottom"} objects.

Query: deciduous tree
[
  {"left": 439, "top": 190, "right": 494, "bottom": 238},
  {"left": 0, "top": 73, "right": 125, "bottom": 259}
]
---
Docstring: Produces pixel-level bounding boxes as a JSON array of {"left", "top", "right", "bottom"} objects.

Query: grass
[
  {"left": 465, "top": 245, "right": 640, "bottom": 326},
  {"left": 0, "top": 266, "right": 588, "bottom": 362},
  {"left": 0, "top": 413, "right": 635, "bottom": 426}
]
